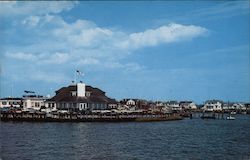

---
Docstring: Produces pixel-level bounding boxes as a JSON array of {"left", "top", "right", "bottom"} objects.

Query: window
[
  {"left": 83, "top": 103, "right": 87, "bottom": 109},
  {"left": 2, "top": 101, "right": 7, "bottom": 105},
  {"left": 35, "top": 102, "right": 40, "bottom": 107},
  {"left": 71, "top": 91, "right": 77, "bottom": 96},
  {"left": 86, "top": 92, "right": 91, "bottom": 97}
]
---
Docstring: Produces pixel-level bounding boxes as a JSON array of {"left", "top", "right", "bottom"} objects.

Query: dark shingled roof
[{"left": 50, "top": 84, "right": 116, "bottom": 104}]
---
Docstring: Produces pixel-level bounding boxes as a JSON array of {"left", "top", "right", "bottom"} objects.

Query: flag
[
  {"left": 24, "top": 90, "right": 35, "bottom": 94},
  {"left": 76, "top": 70, "right": 84, "bottom": 76}
]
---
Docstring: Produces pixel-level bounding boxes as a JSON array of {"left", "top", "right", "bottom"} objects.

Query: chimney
[{"left": 77, "top": 83, "right": 85, "bottom": 97}]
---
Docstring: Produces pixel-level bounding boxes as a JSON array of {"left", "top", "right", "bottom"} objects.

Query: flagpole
[{"left": 74, "top": 70, "right": 77, "bottom": 84}]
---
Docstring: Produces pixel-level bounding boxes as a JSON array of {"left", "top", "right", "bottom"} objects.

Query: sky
[{"left": 0, "top": 1, "right": 249, "bottom": 103}]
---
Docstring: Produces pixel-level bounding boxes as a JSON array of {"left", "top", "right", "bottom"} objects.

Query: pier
[{"left": 0, "top": 111, "right": 183, "bottom": 122}]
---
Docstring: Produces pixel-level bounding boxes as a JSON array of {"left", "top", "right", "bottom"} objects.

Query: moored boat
[{"left": 226, "top": 115, "right": 235, "bottom": 120}]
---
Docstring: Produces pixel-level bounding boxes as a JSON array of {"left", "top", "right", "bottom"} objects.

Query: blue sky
[{"left": 0, "top": 1, "right": 249, "bottom": 103}]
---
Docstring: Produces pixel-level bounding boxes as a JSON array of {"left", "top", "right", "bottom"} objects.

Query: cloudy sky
[{"left": 0, "top": 1, "right": 249, "bottom": 103}]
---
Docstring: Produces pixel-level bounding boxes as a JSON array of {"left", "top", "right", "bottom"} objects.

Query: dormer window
[
  {"left": 71, "top": 91, "right": 77, "bottom": 96},
  {"left": 86, "top": 91, "right": 91, "bottom": 97}
]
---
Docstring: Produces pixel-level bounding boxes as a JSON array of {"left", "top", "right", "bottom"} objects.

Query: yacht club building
[{"left": 47, "top": 82, "right": 117, "bottom": 112}]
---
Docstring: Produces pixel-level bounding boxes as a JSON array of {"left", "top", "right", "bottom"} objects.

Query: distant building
[
  {"left": 232, "top": 103, "right": 246, "bottom": 111},
  {"left": 202, "top": 100, "right": 223, "bottom": 111},
  {"left": 222, "top": 102, "right": 245, "bottom": 111},
  {"left": 120, "top": 99, "right": 150, "bottom": 110},
  {"left": 107, "top": 98, "right": 118, "bottom": 109},
  {"left": 166, "top": 101, "right": 181, "bottom": 112},
  {"left": 222, "top": 102, "right": 233, "bottom": 110},
  {"left": 0, "top": 97, "right": 23, "bottom": 108},
  {"left": 179, "top": 101, "right": 197, "bottom": 110},
  {"left": 48, "top": 82, "right": 117, "bottom": 112},
  {"left": 22, "top": 95, "right": 47, "bottom": 111},
  {"left": 245, "top": 103, "right": 250, "bottom": 114}
]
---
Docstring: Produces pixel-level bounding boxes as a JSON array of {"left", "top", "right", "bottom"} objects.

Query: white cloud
[
  {"left": 51, "top": 20, "right": 207, "bottom": 51},
  {"left": 5, "top": 18, "right": 208, "bottom": 76},
  {"left": 52, "top": 19, "right": 114, "bottom": 48},
  {"left": 118, "top": 23, "right": 208, "bottom": 49},
  {"left": 69, "top": 28, "right": 113, "bottom": 47}
]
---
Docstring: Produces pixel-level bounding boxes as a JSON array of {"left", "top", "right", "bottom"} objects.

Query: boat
[{"left": 226, "top": 115, "right": 235, "bottom": 120}]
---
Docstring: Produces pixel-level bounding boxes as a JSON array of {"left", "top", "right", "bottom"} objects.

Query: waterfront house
[
  {"left": 179, "top": 101, "right": 197, "bottom": 110},
  {"left": 202, "top": 100, "right": 223, "bottom": 112},
  {"left": 48, "top": 82, "right": 117, "bottom": 112},
  {"left": 120, "top": 99, "right": 136, "bottom": 107},
  {"left": 120, "top": 99, "right": 152, "bottom": 111},
  {"left": 107, "top": 98, "right": 118, "bottom": 109},
  {"left": 166, "top": 101, "right": 181, "bottom": 112},
  {"left": 0, "top": 97, "right": 23, "bottom": 108},
  {"left": 120, "top": 99, "right": 137, "bottom": 110}
]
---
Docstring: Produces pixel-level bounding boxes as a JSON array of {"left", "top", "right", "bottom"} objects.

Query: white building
[
  {"left": 22, "top": 95, "right": 47, "bottom": 111},
  {"left": 126, "top": 99, "right": 136, "bottom": 106},
  {"left": 166, "top": 101, "right": 181, "bottom": 112},
  {"left": 179, "top": 101, "right": 197, "bottom": 110},
  {"left": 0, "top": 98, "right": 23, "bottom": 108},
  {"left": 233, "top": 103, "right": 246, "bottom": 111},
  {"left": 44, "top": 100, "right": 57, "bottom": 113},
  {"left": 202, "top": 100, "right": 223, "bottom": 112}
]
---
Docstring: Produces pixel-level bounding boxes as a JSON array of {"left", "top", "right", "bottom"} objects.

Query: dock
[{"left": 0, "top": 111, "right": 183, "bottom": 122}]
